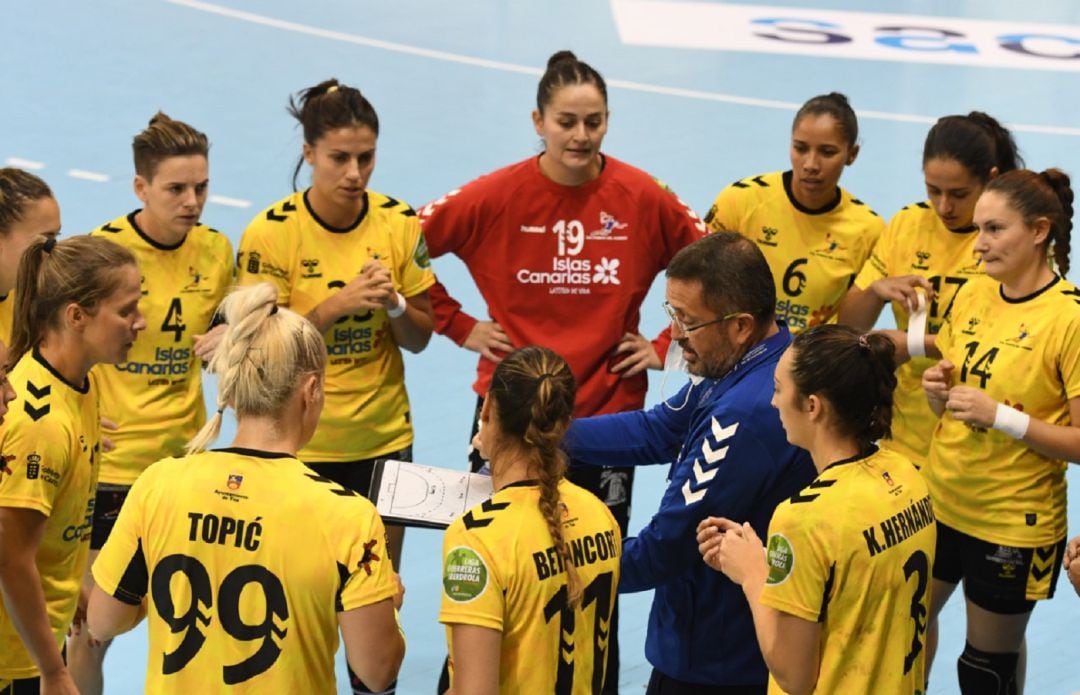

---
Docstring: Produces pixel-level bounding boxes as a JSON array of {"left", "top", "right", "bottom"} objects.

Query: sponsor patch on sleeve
[
  {"left": 766, "top": 533, "right": 794, "bottom": 585},
  {"left": 443, "top": 545, "right": 488, "bottom": 602}
]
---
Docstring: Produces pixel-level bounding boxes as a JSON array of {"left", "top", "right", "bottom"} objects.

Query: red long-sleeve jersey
[{"left": 419, "top": 155, "right": 705, "bottom": 417}]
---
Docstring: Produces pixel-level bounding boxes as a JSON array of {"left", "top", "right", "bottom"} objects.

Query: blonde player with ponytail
[
  {"left": 88, "top": 283, "right": 404, "bottom": 694},
  {"left": 440, "top": 346, "right": 621, "bottom": 695}
]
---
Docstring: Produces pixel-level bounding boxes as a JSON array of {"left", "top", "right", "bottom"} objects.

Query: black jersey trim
[
  {"left": 502, "top": 479, "right": 539, "bottom": 490},
  {"left": 782, "top": 170, "right": 842, "bottom": 215},
  {"left": 0, "top": 293, "right": 7, "bottom": 302},
  {"left": 822, "top": 445, "right": 879, "bottom": 473},
  {"left": 999, "top": 275, "right": 1060, "bottom": 304},
  {"left": 31, "top": 347, "right": 90, "bottom": 394},
  {"left": 303, "top": 189, "right": 368, "bottom": 234},
  {"left": 212, "top": 446, "right": 296, "bottom": 460},
  {"left": 127, "top": 211, "right": 188, "bottom": 251},
  {"left": 113, "top": 538, "right": 149, "bottom": 606},
  {"left": 948, "top": 224, "right": 978, "bottom": 235}
]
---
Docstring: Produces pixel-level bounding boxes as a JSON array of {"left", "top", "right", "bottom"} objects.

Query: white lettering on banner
[{"left": 611, "top": 0, "right": 1080, "bottom": 72}]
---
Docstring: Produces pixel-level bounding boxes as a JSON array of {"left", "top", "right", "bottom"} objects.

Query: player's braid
[
  {"left": 490, "top": 346, "right": 580, "bottom": 607},
  {"left": 1041, "top": 169, "right": 1074, "bottom": 276}
]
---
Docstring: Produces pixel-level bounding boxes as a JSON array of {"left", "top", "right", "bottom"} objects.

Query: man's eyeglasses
[{"left": 662, "top": 301, "right": 742, "bottom": 334}]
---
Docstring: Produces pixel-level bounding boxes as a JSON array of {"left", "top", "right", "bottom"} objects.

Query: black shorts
[
  {"left": 933, "top": 521, "right": 1066, "bottom": 614},
  {"left": 306, "top": 446, "right": 412, "bottom": 502},
  {"left": 0, "top": 677, "right": 39, "bottom": 695},
  {"left": 90, "top": 483, "right": 131, "bottom": 550}
]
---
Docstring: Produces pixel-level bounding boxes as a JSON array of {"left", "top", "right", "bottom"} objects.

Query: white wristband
[
  {"left": 992, "top": 403, "right": 1030, "bottom": 440},
  {"left": 906, "top": 291, "right": 928, "bottom": 359},
  {"left": 386, "top": 292, "right": 407, "bottom": 318}
]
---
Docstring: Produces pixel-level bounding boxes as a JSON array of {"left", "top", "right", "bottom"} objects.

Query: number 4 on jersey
[{"left": 162, "top": 297, "right": 186, "bottom": 342}]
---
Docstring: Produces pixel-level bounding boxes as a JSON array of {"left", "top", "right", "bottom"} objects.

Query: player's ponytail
[
  {"left": 0, "top": 168, "right": 53, "bottom": 237},
  {"left": 9, "top": 235, "right": 136, "bottom": 366},
  {"left": 132, "top": 112, "right": 209, "bottom": 180},
  {"left": 187, "top": 283, "right": 326, "bottom": 454},
  {"left": 984, "top": 168, "right": 1074, "bottom": 276},
  {"left": 488, "top": 347, "right": 581, "bottom": 607},
  {"left": 789, "top": 325, "right": 898, "bottom": 451},
  {"left": 923, "top": 112, "right": 1023, "bottom": 182},
  {"left": 288, "top": 78, "right": 380, "bottom": 190}
]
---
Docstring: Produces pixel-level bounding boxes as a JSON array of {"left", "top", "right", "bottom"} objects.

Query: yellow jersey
[
  {"left": 440, "top": 480, "right": 621, "bottom": 694},
  {"left": 0, "top": 293, "right": 12, "bottom": 346},
  {"left": 761, "top": 448, "right": 935, "bottom": 695},
  {"left": 929, "top": 275, "right": 1080, "bottom": 548},
  {"left": 854, "top": 203, "right": 983, "bottom": 466},
  {"left": 705, "top": 171, "right": 883, "bottom": 332},
  {"left": 237, "top": 191, "right": 436, "bottom": 462},
  {"left": 0, "top": 350, "right": 100, "bottom": 678},
  {"left": 92, "top": 447, "right": 398, "bottom": 694},
  {"left": 91, "top": 212, "right": 234, "bottom": 484}
]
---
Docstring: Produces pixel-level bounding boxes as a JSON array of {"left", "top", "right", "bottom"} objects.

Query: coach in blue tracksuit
[{"left": 564, "top": 231, "right": 815, "bottom": 694}]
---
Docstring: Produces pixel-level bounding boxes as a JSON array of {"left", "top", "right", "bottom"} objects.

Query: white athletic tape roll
[{"left": 906, "top": 291, "right": 929, "bottom": 358}]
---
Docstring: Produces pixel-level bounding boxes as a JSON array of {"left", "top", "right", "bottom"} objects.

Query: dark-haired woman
[
  {"left": 237, "top": 79, "right": 433, "bottom": 695},
  {"left": 0, "top": 235, "right": 145, "bottom": 695},
  {"left": 72, "top": 113, "right": 235, "bottom": 695},
  {"left": 839, "top": 112, "right": 1021, "bottom": 470},
  {"left": 420, "top": 53, "right": 704, "bottom": 687},
  {"left": 440, "top": 347, "right": 620, "bottom": 695},
  {"left": 705, "top": 92, "right": 884, "bottom": 332},
  {"left": 698, "top": 325, "right": 935, "bottom": 694},
  {"left": 0, "top": 168, "right": 61, "bottom": 345},
  {"left": 921, "top": 169, "right": 1077, "bottom": 694}
]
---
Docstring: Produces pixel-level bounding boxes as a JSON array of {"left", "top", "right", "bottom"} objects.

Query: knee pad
[{"left": 957, "top": 642, "right": 1019, "bottom": 695}]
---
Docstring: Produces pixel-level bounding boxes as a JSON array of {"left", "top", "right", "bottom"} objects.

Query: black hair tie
[{"left": 42, "top": 236, "right": 57, "bottom": 253}]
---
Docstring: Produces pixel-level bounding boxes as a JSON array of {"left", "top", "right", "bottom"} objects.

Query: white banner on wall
[{"left": 611, "top": 0, "right": 1080, "bottom": 72}]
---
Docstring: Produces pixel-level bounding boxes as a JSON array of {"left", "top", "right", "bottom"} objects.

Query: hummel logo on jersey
[
  {"left": 682, "top": 419, "right": 738, "bottom": 505},
  {"left": 520, "top": 224, "right": 546, "bottom": 234},
  {"left": 301, "top": 258, "right": 323, "bottom": 278},
  {"left": 592, "top": 257, "right": 621, "bottom": 285}
]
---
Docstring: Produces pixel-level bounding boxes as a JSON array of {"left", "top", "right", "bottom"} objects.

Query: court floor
[{"left": 3, "top": 1, "right": 1079, "bottom": 692}]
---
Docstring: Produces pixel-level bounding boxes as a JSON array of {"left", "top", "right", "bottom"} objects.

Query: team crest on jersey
[
  {"left": 912, "top": 250, "right": 931, "bottom": 270},
  {"left": 961, "top": 317, "right": 980, "bottom": 336},
  {"left": 882, "top": 471, "right": 895, "bottom": 486},
  {"left": 139, "top": 275, "right": 148, "bottom": 296},
  {"left": 1002, "top": 324, "right": 1033, "bottom": 350},
  {"left": 757, "top": 226, "right": 779, "bottom": 247},
  {"left": 587, "top": 211, "right": 628, "bottom": 241},
  {"left": 413, "top": 235, "right": 432, "bottom": 269},
  {"left": 245, "top": 251, "right": 261, "bottom": 274},
  {"left": 183, "top": 266, "right": 204, "bottom": 291},
  {"left": 811, "top": 233, "right": 847, "bottom": 260},
  {"left": 227, "top": 474, "right": 243, "bottom": 490},
  {"left": 300, "top": 258, "right": 323, "bottom": 278}
]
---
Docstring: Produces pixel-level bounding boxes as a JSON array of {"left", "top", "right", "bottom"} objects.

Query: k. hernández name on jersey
[
  {"left": 929, "top": 275, "right": 1080, "bottom": 549},
  {"left": 563, "top": 325, "right": 816, "bottom": 686},
  {"left": 0, "top": 349, "right": 100, "bottom": 678},
  {"left": 419, "top": 154, "right": 706, "bottom": 418},
  {"left": 237, "top": 190, "right": 436, "bottom": 461},
  {"left": 705, "top": 171, "right": 883, "bottom": 332},
  {"left": 854, "top": 202, "right": 983, "bottom": 467},
  {"left": 0, "top": 292, "right": 12, "bottom": 345},
  {"left": 92, "top": 447, "right": 398, "bottom": 694},
  {"left": 761, "top": 447, "right": 936, "bottom": 695},
  {"left": 91, "top": 212, "right": 234, "bottom": 484},
  {"left": 440, "top": 479, "right": 621, "bottom": 694}
]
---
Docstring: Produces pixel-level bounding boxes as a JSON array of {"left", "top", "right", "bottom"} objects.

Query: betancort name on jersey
[
  {"left": 612, "top": 0, "right": 1080, "bottom": 72},
  {"left": 516, "top": 217, "right": 625, "bottom": 294}
]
